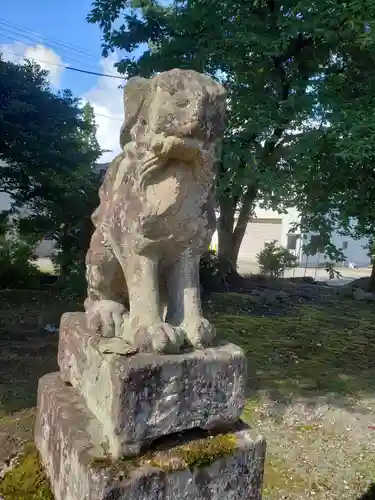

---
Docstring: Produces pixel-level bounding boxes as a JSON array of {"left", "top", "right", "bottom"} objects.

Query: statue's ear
[{"left": 120, "top": 77, "right": 150, "bottom": 148}]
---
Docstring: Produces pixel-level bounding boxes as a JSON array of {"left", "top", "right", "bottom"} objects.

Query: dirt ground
[
  {"left": 1, "top": 285, "right": 375, "bottom": 499},
  {"left": 0, "top": 289, "right": 81, "bottom": 468}
]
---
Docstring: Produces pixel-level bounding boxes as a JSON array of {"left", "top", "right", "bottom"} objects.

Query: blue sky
[
  {"left": 0, "top": 0, "right": 146, "bottom": 160},
  {"left": 2, "top": 0, "right": 120, "bottom": 94}
]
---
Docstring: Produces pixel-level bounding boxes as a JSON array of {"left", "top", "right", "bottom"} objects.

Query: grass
[
  {"left": 1, "top": 287, "right": 375, "bottom": 499},
  {"left": 207, "top": 292, "right": 375, "bottom": 499},
  {"left": 210, "top": 292, "right": 375, "bottom": 399}
]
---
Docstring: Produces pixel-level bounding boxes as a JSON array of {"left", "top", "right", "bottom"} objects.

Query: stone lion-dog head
[{"left": 111, "top": 69, "right": 226, "bottom": 195}]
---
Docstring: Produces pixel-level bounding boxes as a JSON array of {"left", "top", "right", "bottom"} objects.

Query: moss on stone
[
  {"left": 90, "top": 433, "right": 238, "bottom": 476},
  {"left": 0, "top": 443, "right": 54, "bottom": 500},
  {"left": 173, "top": 433, "right": 237, "bottom": 470}
]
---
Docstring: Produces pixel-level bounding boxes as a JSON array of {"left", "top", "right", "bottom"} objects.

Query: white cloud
[
  {"left": 0, "top": 42, "right": 126, "bottom": 161},
  {"left": 0, "top": 41, "right": 65, "bottom": 87},
  {"left": 83, "top": 53, "right": 126, "bottom": 162}
]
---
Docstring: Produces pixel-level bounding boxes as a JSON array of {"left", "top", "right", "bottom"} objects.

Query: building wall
[
  {"left": 251, "top": 206, "right": 300, "bottom": 249},
  {"left": 0, "top": 192, "right": 12, "bottom": 212},
  {"left": 211, "top": 205, "right": 371, "bottom": 267},
  {"left": 299, "top": 231, "right": 371, "bottom": 267},
  {"left": 210, "top": 205, "right": 301, "bottom": 259}
]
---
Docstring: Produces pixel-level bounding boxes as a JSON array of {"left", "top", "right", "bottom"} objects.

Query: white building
[{"left": 211, "top": 205, "right": 371, "bottom": 268}]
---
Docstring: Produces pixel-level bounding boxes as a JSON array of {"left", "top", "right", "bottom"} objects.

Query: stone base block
[
  {"left": 35, "top": 373, "right": 266, "bottom": 500},
  {"left": 58, "top": 312, "right": 246, "bottom": 458}
]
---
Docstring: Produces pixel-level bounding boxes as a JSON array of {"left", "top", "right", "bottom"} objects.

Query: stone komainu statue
[{"left": 84, "top": 69, "right": 226, "bottom": 353}]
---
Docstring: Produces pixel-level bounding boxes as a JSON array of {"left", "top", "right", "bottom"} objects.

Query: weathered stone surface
[
  {"left": 58, "top": 312, "right": 247, "bottom": 458},
  {"left": 35, "top": 373, "right": 266, "bottom": 500},
  {"left": 84, "top": 69, "right": 227, "bottom": 353}
]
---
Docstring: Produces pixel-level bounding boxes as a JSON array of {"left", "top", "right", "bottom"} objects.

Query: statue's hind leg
[{"left": 84, "top": 227, "right": 128, "bottom": 338}]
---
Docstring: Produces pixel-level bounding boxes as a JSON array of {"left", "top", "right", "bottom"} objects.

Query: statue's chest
[
  {"left": 108, "top": 168, "right": 210, "bottom": 243},
  {"left": 144, "top": 169, "right": 207, "bottom": 222}
]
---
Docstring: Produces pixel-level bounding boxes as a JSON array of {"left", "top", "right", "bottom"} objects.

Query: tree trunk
[
  {"left": 218, "top": 196, "right": 236, "bottom": 265},
  {"left": 218, "top": 184, "right": 258, "bottom": 268}
]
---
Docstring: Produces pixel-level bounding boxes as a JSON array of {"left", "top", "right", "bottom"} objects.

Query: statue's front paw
[
  {"left": 131, "top": 322, "right": 185, "bottom": 353},
  {"left": 183, "top": 317, "right": 216, "bottom": 349},
  {"left": 86, "top": 299, "right": 126, "bottom": 338}
]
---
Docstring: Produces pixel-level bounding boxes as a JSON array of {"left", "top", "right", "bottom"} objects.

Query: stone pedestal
[
  {"left": 35, "top": 312, "right": 266, "bottom": 500},
  {"left": 58, "top": 313, "right": 247, "bottom": 457},
  {"left": 35, "top": 373, "right": 266, "bottom": 500}
]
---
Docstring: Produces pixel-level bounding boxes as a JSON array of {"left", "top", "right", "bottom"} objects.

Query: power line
[
  {"left": 61, "top": 64, "right": 125, "bottom": 80},
  {"left": 95, "top": 113, "right": 123, "bottom": 121},
  {"left": 4, "top": 48, "right": 126, "bottom": 80},
  {"left": 0, "top": 18, "right": 126, "bottom": 122},
  {"left": 0, "top": 29, "right": 100, "bottom": 70},
  {"left": 0, "top": 17, "right": 99, "bottom": 61}
]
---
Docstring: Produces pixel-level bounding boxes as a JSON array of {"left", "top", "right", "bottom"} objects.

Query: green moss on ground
[
  {"left": 2, "top": 289, "right": 375, "bottom": 499},
  {"left": 0, "top": 443, "right": 53, "bottom": 500},
  {"left": 208, "top": 293, "right": 375, "bottom": 398}
]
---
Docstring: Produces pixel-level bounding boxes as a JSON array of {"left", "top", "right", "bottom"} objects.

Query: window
[
  {"left": 342, "top": 241, "right": 348, "bottom": 250},
  {"left": 286, "top": 234, "right": 298, "bottom": 250},
  {"left": 309, "top": 235, "right": 325, "bottom": 254}
]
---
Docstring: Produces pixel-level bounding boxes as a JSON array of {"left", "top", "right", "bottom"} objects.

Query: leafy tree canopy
[
  {"left": 0, "top": 55, "right": 104, "bottom": 281},
  {"left": 88, "top": 0, "right": 375, "bottom": 265},
  {"left": 0, "top": 54, "right": 102, "bottom": 206}
]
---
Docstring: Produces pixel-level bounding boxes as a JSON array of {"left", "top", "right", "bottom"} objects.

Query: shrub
[
  {"left": 257, "top": 240, "right": 297, "bottom": 278},
  {"left": 200, "top": 250, "right": 238, "bottom": 294},
  {"left": 0, "top": 235, "right": 42, "bottom": 289}
]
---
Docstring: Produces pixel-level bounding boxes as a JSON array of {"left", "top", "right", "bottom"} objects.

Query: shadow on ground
[
  {"left": 0, "top": 290, "right": 82, "bottom": 415},
  {"left": 1, "top": 286, "right": 375, "bottom": 417},
  {"left": 207, "top": 291, "right": 375, "bottom": 414}
]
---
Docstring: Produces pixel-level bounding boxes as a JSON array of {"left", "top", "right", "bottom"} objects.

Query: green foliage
[
  {"left": 0, "top": 56, "right": 103, "bottom": 289},
  {"left": 257, "top": 240, "right": 297, "bottom": 278},
  {"left": 87, "top": 0, "right": 375, "bottom": 265},
  {"left": 0, "top": 56, "right": 100, "bottom": 205},
  {"left": 0, "top": 237, "right": 41, "bottom": 290},
  {"left": 58, "top": 259, "right": 87, "bottom": 301},
  {"left": 13, "top": 103, "right": 102, "bottom": 289},
  {"left": 0, "top": 214, "right": 43, "bottom": 290},
  {"left": 199, "top": 250, "right": 237, "bottom": 293}
]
